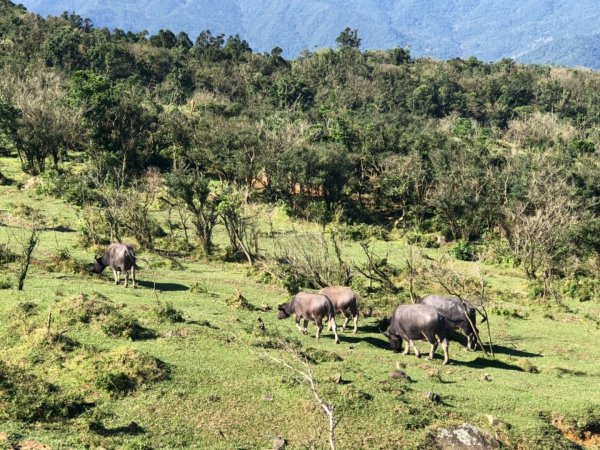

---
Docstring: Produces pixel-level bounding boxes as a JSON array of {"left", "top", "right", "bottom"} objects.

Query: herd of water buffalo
[{"left": 92, "top": 243, "right": 481, "bottom": 365}]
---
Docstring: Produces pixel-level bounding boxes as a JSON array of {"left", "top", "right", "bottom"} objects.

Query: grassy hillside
[{"left": 1, "top": 156, "right": 599, "bottom": 449}]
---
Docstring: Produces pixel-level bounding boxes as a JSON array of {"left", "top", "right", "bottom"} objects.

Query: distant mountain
[{"left": 17, "top": 0, "right": 600, "bottom": 68}]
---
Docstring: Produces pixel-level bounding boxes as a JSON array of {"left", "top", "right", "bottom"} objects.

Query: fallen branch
[{"left": 262, "top": 346, "right": 338, "bottom": 450}]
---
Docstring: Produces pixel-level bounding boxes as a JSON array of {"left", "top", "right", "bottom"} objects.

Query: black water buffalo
[
  {"left": 277, "top": 292, "right": 340, "bottom": 344},
  {"left": 388, "top": 304, "right": 449, "bottom": 364},
  {"left": 319, "top": 286, "right": 359, "bottom": 333},
  {"left": 92, "top": 243, "right": 138, "bottom": 288},
  {"left": 420, "top": 294, "right": 479, "bottom": 350}
]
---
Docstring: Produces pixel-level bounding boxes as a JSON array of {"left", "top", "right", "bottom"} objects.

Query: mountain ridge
[{"left": 17, "top": 0, "right": 600, "bottom": 68}]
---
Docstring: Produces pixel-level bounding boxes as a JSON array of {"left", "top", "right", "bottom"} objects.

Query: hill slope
[{"left": 17, "top": 0, "right": 600, "bottom": 67}]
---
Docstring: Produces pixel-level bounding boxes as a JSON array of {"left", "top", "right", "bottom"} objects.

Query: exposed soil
[{"left": 552, "top": 416, "right": 600, "bottom": 448}]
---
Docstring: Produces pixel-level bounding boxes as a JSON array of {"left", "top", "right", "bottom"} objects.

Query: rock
[
  {"left": 332, "top": 372, "right": 343, "bottom": 384},
  {"left": 425, "top": 391, "right": 441, "bottom": 403},
  {"left": 431, "top": 423, "right": 500, "bottom": 449},
  {"left": 479, "top": 373, "right": 491, "bottom": 382},
  {"left": 389, "top": 370, "right": 411, "bottom": 381},
  {"left": 485, "top": 415, "right": 500, "bottom": 427},
  {"left": 273, "top": 437, "right": 286, "bottom": 449},
  {"left": 263, "top": 393, "right": 273, "bottom": 401}
]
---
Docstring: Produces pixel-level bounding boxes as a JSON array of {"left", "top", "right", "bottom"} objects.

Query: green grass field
[{"left": 0, "top": 156, "right": 599, "bottom": 449}]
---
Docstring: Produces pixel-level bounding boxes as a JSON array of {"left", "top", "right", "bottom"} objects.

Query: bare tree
[
  {"left": 15, "top": 227, "right": 40, "bottom": 291},
  {"left": 217, "top": 185, "right": 259, "bottom": 265},
  {"left": 353, "top": 242, "right": 399, "bottom": 293},
  {"left": 500, "top": 152, "right": 582, "bottom": 281},
  {"left": 262, "top": 231, "right": 351, "bottom": 293},
  {"left": 263, "top": 344, "right": 338, "bottom": 450}
]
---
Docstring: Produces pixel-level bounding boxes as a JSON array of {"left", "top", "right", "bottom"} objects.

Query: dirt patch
[
  {"left": 552, "top": 415, "right": 600, "bottom": 448},
  {"left": 15, "top": 441, "right": 51, "bottom": 450}
]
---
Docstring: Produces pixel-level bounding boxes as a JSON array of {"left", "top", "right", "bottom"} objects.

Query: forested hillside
[
  {"left": 1, "top": 1, "right": 600, "bottom": 448},
  {"left": 3, "top": 0, "right": 600, "bottom": 283},
  {"left": 18, "top": 0, "right": 600, "bottom": 67}
]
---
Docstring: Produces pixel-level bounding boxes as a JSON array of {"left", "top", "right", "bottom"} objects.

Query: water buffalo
[
  {"left": 388, "top": 304, "right": 449, "bottom": 364},
  {"left": 319, "top": 286, "right": 359, "bottom": 333},
  {"left": 92, "top": 243, "right": 138, "bottom": 288},
  {"left": 420, "top": 294, "right": 479, "bottom": 350},
  {"left": 277, "top": 292, "right": 340, "bottom": 344}
]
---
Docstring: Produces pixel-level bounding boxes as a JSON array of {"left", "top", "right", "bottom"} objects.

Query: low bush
[
  {"left": 0, "top": 276, "right": 12, "bottom": 289},
  {"left": 332, "top": 223, "right": 390, "bottom": 241},
  {"left": 450, "top": 239, "right": 477, "bottom": 261},
  {"left": 57, "top": 293, "right": 116, "bottom": 324},
  {"left": 95, "top": 348, "right": 170, "bottom": 396},
  {"left": 101, "top": 315, "right": 156, "bottom": 340},
  {"left": 0, "top": 361, "right": 88, "bottom": 422},
  {"left": 153, "top": 301, "right": 184, "bottom": 323},
  {"left": 560, "top": 277, "right": 600, "bottom": 302},
  {"left": 405, "top": 231, "right": 440, "bottom": 248}
]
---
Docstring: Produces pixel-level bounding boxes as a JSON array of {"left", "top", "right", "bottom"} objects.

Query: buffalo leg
[
  {"left": 428, "top": 340, "right": 439, "bottom": 361},
  {"left": 441, "top": 337, "right": 449, "bottom": 365},
  {"left": 113, "top": 269, "right": 119, "bottom": 285},
  {"left": 329, "top": 318, "right": 340, "bottom": 344},
  {"left": 131, "top": 267, "right": 137, "bottom": 288},
  {"left": 352, "top": 314, "right": 358, "bottom": 334},
  {"left": 124, "top": 270, "right": 129, "bottom": 288},
  {"left": 295, "top": 316, "right": 304, "bottom": 334},
  {"left": 315, "top": 320, "right": 323, "bottom": 340},
  {"left": 340, "top": 311, "right": 349, "bottom": 332},
  {"left": 409, "top": 340, "right": 421, "bottom": 358}
]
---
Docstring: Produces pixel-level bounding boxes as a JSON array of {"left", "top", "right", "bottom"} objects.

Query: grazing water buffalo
[
  {"left": 388, "top": 304, "right": 449, "bottom": 364},
  {"left": 92, "top": 243, "right": 138, "bottom": 288},
  {"left": 277, "top": 292, "right": 340, "bottom": 344},
  {"left": 420, "top": 294, "right": 479, "bottom": 350},
  {"left": 319, "top": 286, "right": 359, "bottom": 333}
]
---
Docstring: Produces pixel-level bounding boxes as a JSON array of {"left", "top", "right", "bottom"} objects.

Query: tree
[
  {"left": 149, "top": 29, "right": 177, "bottom": 49},
  {"left": 193, "top": 30, "right": 225, "bottom": 61},
  {"left": 0, "top": 101, "right": 20, "bottom": 155},
  {"left": 499, "top": 152, "right": 583, "bottom": 280},
  {"left": 3, "top": 69, "right": 83, "bottom": 174},
  {"left": 336, "top": 27, "right": 361, "bottom": 49},
  {"left": 164, "top": 170, "right": 219, "bottom": 256}
]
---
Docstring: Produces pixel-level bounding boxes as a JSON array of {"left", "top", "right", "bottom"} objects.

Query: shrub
[
  {"left": 480, "top": 233, "right": 519, "bottom": 268},
  {"left": 95, "top": 348, "right": 170, "bottom": 396},
  {"left": 153, "top": 301, "right": 184, "bottom": 323},
  {"left": 189, "top": 281, "right": 208, "bottom": 294},
  {"left": 57, "top": 293, "right": 116, "bottom": 324},
  {"left": 226, "top": 290, "right": 256, "bottom": 310},
  {"left": 517, "top": 358, "right": 540, "bottom": 373},
  {"left": 37, "top": 169, "right": 96, "bottom": 206},
  {"left": 332, "top": 223, "right": 390, "bottom": 241},
  {"left": 43, "top": 250, "right": 89, "bottom": 275},
  {"left": 560, "top": 277, "right": 600, "bottom": 302},
  {"left": 101, "top": 315, "right": 155, "bottom": 340},
  {"left": 7, "top": 301, "right": 39, "bottom": 335},
  {"left": 0, "top": 276, "right": 12, "bottom": 289},
  {"left": 95, "top": 371, "right": 137, "bottom": 396},
  {"left": 0, "top": 361, "right": 88, "bottom": 422},
  {"left": 405, "top": 231, "right": 439, "bottom": 248},
  {"left": 450, "top": 239, "right": 477, "bottom": 261},
  {"left": 0, "top": 243, "right": 18, "bottom": 265},
  {"left": 300, "top": 347, "right": 343, "bottom": 364}
]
